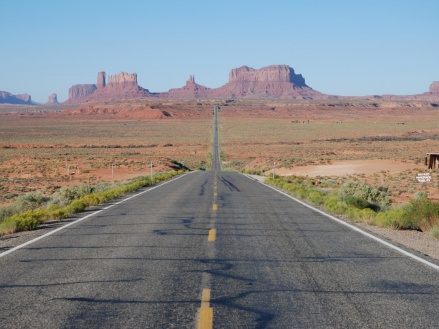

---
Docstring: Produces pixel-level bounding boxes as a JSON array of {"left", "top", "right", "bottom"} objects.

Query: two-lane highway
[{"left": 1, "top": 107, "right": 439, "bottom": 328}]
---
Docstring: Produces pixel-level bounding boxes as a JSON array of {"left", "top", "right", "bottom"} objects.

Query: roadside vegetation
[
  {"left": 0, "top": 170, "right": 183, "bottom": 236},
  {"left": 266, "top": 175, "right": 439, "bottom": 238}
]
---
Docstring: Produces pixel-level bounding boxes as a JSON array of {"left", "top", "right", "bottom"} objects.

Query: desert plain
[{"left": 1, "top": 98, "right": 438, "bottom": 208}]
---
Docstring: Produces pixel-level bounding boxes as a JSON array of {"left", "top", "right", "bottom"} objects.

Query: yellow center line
[
  {"left": 208, "top": 228, "right": 216, "bottom": 242},
  {"left": 212, "top": 204, "right": 217, "bottom": 211},
  {"left": 198, "top": 289, "right": 213, "bottom": 329},
  {"left": 214, "top": 192, "right": 217, "bottom": 197}
]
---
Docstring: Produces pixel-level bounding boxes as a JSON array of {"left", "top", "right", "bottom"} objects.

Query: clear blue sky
[{"left": 1, "top": 0, "right": 438, "bottom": 102}]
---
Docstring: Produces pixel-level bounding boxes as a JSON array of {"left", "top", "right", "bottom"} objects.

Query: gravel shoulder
[{"left": 356, "top": 222, "right": 439, "bottom": 261}]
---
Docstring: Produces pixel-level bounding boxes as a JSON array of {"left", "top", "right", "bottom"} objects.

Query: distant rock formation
[
  {"left": 211, "top": 65, "right": 319, "bottom": 99},
  {"left": 165, "top": 75, "right": 212, "bottom": 99},
  {"left": 97, "top": 71, "right": 106, "bottom": 89},
  {"left": 47, "top": 93, "right": 59, "bottom": 104},
  {"left": 430, "top": 81, "right": 439, "bottom": 94},
  {"left": 68, "top": 84, "right": 97, "bottom": 102},
  {"left": 107, "top": 72, "right": 138, "bottom": 89},
  {"left": 65, "top": 71, "right": 154, "bottom": 103},
  {"left": 0, "top": 91, "right": 32, "bottom": 104},
  {"left": 162, "top": 65, "right": 321, "bottom": 99}
]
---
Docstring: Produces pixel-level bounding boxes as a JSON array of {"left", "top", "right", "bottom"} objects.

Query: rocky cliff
[
  {"left": 210, "top": 65, "right": 320, "bottom": 99},
  {"left": 0, "top": 91, "right": 32, "bottom": 104},
  {"left": 65, "top": 71, "right": 154, "bottom": 103},
  {"left": 107, "top": 72, "right": 138, "bottom": 89},
  {"left": 68, "top": 84, "right": 97, "bottom": 102}
]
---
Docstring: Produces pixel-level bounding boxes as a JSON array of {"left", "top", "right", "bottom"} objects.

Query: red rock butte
[
  {"left": 9, "top": 64, "right": 429, "bottom": 104},
  {"left": 66, "top": 71, "right": 153, "bottom": 103},
  {"left": 65, "top": 65, "right": 323, "bottom": 103}
]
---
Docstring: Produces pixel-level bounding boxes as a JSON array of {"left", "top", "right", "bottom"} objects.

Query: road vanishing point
[{"left": 1, "top": 106, "right": 439, "bottom": 328}]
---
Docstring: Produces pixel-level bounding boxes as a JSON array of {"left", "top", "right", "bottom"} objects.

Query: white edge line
[
  {"left": 243, "top": 174, "right": 439, "bottom": 271},
  {"left": 0, "top": 173, "right": 191, "bottom": 259}
]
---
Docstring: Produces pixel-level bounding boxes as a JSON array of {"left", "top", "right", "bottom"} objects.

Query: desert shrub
[
  {"left": 307, "top": 190, "right": 326, "bottom": 206},
  {"left": 11, "top": 209, "right": 48, "bottom": 232},
  {"left": 324, "top": 196, "right": 348, "bottom": 215},
  {"left": 12, "top": 193, "right": 50, "bottom": 212},
  {"left": 358, "top": 208, "right": 378, "bottom": 221},
  {"left": 338, "top": 180, "right": 391, "bottom": 210},
  {"left": 81, "top": 195, "right": 100, "bottom": 207},
  {"left": 242, "top": 168, "right": 264, "bottom": 175},
  {"left": 405, "top": 197, "right": 439, "bottom": 231},
  {"left": 0, "top": 218, "right": 16, "bottom": 236},
  {"left": 0, "top": 207, "right": 14, "bottom": 222},
  {"left": 373, "top": 208, "right": 415, "bottom": 229},
  {"left": 58, "top": 185, "right": 92, "bottom": 205},
  {"left": 48, "top": 205, "right": 70, "bottom": 220},
  {"left": 66, "top": 200, "right": 87, "bottom": 214}
]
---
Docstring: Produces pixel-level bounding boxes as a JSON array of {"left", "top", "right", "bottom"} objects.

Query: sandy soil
[{"left": 274, "top": 160, "right": 417, "bottom": 177}]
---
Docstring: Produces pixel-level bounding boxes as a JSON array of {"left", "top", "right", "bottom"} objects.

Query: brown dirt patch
[{"left": 275, "top": 160, "right": 416, "bottom": 177}]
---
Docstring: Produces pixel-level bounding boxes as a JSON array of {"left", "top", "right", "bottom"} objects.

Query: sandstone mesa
[
  {"left": 0, "top": 91, "right": 32, "bottom": 105},
  {"left": 1, "top": 65, "right": 438, "bottom": 104},
  {"left": 65, "top": 65, "right": 323, "bottom": 103}
]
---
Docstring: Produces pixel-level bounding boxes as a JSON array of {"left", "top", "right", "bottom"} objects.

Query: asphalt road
[{"left": 1, "top": 108, "right": 439, "bottom": 328}]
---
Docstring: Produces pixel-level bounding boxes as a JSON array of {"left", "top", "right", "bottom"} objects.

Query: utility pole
[
  {"left": 111, "top": 163, "right": 114, "bottom": 178},
  {"left": 273, "top": 162, "right": 276, "bottom": 179}
]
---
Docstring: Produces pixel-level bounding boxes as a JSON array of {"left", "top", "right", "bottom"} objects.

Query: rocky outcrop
[
  {"left": 107, "top": 72, "right": 138, "bottom": 89},
  {"left": 430, "top": 82, "right": 439, "bottom": 94},
  {"left": 0, "top": 91, "right": 32, "bottom": 104},
  {"left": 228, "top": 65, "right": 306, "bottom": 86},
  {"left": 65, "top": 65, "right": 324, "bottom": 103},
  {"left": 210, "top": 65, "right": 320, "bottom": 99},
  {"left": 97, "top": 72, "right": 106, "bottom": 89},
  {"left": 68, "top": 84, "right": 97, "bottom": 102},
  {"left": 65, "top": 71, "right": 154, "bottom": 103},
  {"left": 165, "top": 75, "right": 212, "bottom": 99},
  {"left": 162, "top": 65, "right": 322, "bottom": 99},
  {"left": 47, "top": 93, "right": 59, "bottom": 104}
]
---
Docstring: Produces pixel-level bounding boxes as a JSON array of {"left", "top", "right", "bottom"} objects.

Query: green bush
[
  {"left": 81, "top": 195, "right": 100, "bottom": 207},
  {"left": 66, "top": 200, "right": 87, "bottom": 214},
  {"left": 13, "top": 193, "right": 50, "bottom": 212},
  {"left": 11, "top": 209, "right": 49, "bottom": 232},
  {"left": 338, "top": 180, "right": 391, "bottom": 210},
  {"left": 344, "top": 196, "right": 370, "bottom": 210},
  {"left": 373, "top": 208, "right": 415, "bottom": 229},
  {"left": 307, "top": 190, "right": 325, "bottom": 206},
  {"left": 0, "top": 218, "right": 16, "bottom": 236},
  {"left": 405, "top": 197, "right": 439, "bottom": 231}
]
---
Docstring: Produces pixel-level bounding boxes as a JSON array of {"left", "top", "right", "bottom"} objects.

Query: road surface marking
[
  {"left": 198, "top": 289, "right": 213, "bottom": 329},
  {"left": 212, "top": 204, "right": 217, "bottom": 211},
  {"left": 214, "top": 192, "right": 217, "bottom": 196},
  {"left": 249, "top": 175, "right": 439, "bottom": 272},
  {"left": 208, "top": 228, "right": 216, "bottom": 242}
]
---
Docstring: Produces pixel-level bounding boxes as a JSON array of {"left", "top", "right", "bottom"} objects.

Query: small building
[{"left": 426, "top": 153, "right": 439, "bottom": 170}]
